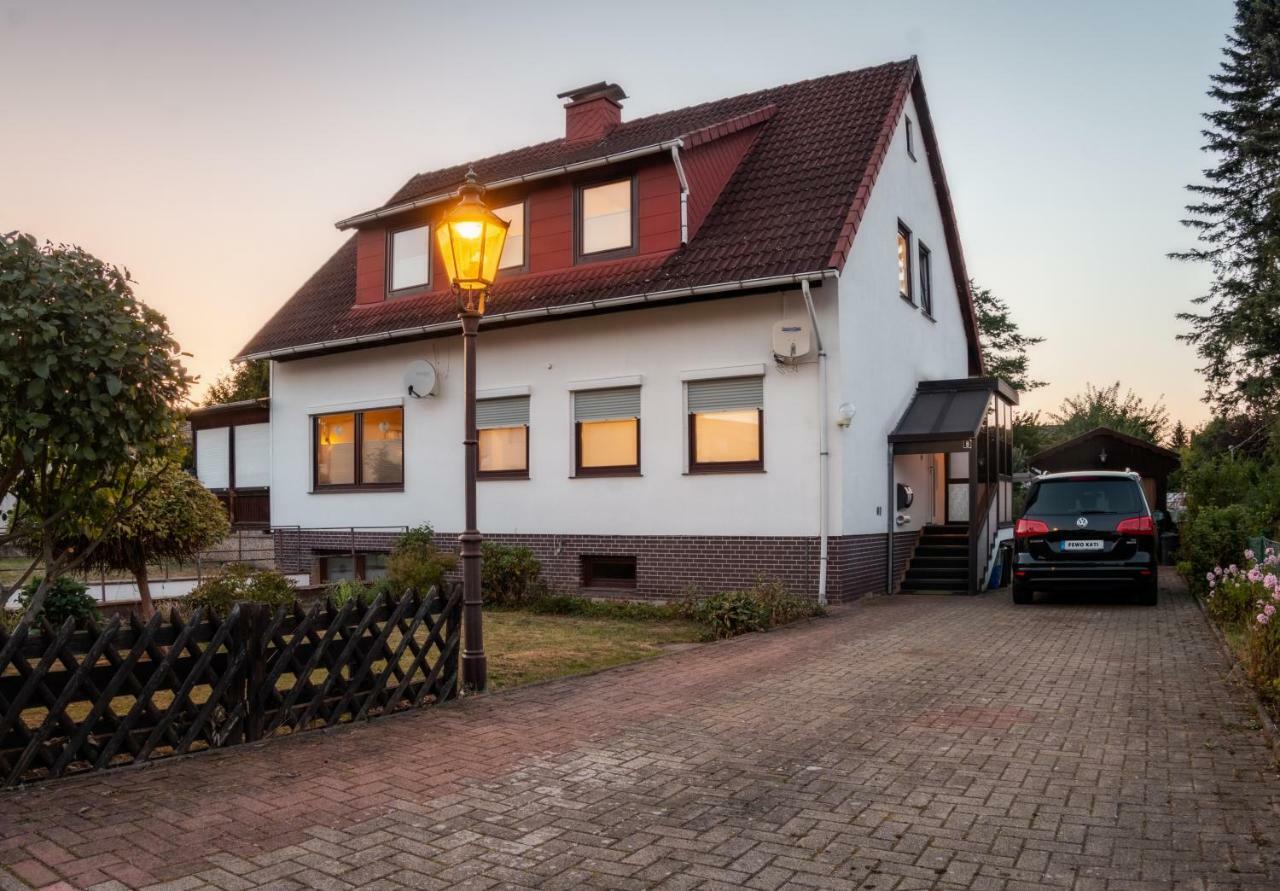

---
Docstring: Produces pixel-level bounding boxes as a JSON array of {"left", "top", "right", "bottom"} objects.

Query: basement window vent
[{"left": 581, "top": 555, "right": 637, "bottom": 590}]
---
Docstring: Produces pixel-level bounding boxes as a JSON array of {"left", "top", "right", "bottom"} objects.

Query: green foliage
[
  {"left": 970, "top": 281, "right": 1045, "bottom": 392},
  {"left": 327, "top": 578, "right": 376, "bottom": 608},
  {"left": 0, "top": 232, "right": 192, "bottom": 611},
  {"left": 203, "top": 360, "right": 269, "bottom": 406},
  {"left": 1045, "top": 382, "right": 1169, "bottom": 446},
  {"left": 17, "top": 576, "right": 97, "bottom": 627},
  {"left": 1172, "top": 0, "right": 1280, "bottom": 414},
  {"left": 386, "top": 524, "right": 456, "bottom": 596},
  {"left": 686, "top": 578, "right": 825, "bottom": 640},
  {"left": 187, "top": 563, "right": 296, "bottom": 617},
  {"left": 520, "top": 593, "right": 682, "bottom": 622},
  {"left": 1181, "top": 504, "right": 1261, "bottom": 591},
  {"left": 482, "top": 542, "right": 544, "bottom": 606}
]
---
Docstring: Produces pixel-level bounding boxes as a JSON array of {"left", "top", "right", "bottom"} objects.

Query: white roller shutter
[
  {"left": 233, "top": 423, "right": 271, "bottom": 488},
  {"left": 195, "top": 427, "right": 230, "bottom": 490}
]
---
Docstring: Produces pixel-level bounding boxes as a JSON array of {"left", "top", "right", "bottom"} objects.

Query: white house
[{"left": 232, "top": 58, "right": 1016, "bottom": 601}]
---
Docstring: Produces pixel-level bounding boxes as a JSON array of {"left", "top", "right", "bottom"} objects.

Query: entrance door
[{"left": 945, "top": 451, "right": 969, "bottom": 524}]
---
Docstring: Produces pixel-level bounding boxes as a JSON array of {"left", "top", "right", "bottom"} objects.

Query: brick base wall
[{"left": 274, "top": 528, "right": 922, "bottom": 603}]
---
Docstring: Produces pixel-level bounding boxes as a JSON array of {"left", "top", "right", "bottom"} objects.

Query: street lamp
[{"left": 435, "top": 168, "right": 509, "bottom": 692}]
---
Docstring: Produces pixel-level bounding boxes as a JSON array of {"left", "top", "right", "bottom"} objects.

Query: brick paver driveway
[{"left": 4, "top": 572, "right": 1280, "bottom": 890}]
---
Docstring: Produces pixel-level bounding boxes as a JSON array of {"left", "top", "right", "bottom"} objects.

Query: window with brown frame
[
  {"left": 573, "top": 386, "right": 640, "bottom": 476},
  {"left": 918, "top": 241, "right": 933, "bottom": 317},
  {"left": 581, "top": 555, "right": 637, "bottom": 590},
  {"left": 477, "top": 395, "right": 530, "bottom": 479},
  {"left": 316, "top": 552, "right": 389, "bottom": 583},
  {"left": 492, "top": 202, "right": 526, "bottom": 270},
  {"left": 897, "top": 221, "right": 913, "bottom": 303},
  {"left": 313, "top": 406, "right": 404, "bottom": 490},
  {"left": 577, "top": 178, "right": 634, "bottom": 259},
  {"left": 388, "top": 225, "right": 430, "bottom": 294},
  {"left": 687, "top": 377, "right": 764, "bottom": 472},
  {"left": 905, "top": 115, "right": 916, "bottom": 161}
]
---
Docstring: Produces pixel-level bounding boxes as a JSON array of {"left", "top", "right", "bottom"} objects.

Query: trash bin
[{"left": 1160, "top": 531, "right": 1179, "bottom": 565}]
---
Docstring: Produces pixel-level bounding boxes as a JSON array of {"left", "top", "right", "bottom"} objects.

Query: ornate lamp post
[{"left": 435, "top": 168, "right": 509, "bottom": 691}]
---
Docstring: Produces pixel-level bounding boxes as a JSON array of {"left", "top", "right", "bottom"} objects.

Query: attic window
[
  {"left": 389, "top": 225, "right": 430, "bottom": 293},
  {"left": 578, "top": 178, "right": 633, "bottom": 258},
  {"left": 897, "top": 221, "right": 913, "bottom": 303},
  {"left": 494, "top": 202, "right": 525, "bottom": 270},
  {"left": 905, "top": 116, "right": 917, "bottom": 161}
]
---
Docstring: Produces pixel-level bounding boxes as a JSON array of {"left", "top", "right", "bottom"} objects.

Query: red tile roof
[{"left": 239, "top": 57, "right": 981, "bottom": 371}]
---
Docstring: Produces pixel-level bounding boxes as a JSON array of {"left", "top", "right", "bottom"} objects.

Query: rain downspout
[
  {"left": 669, "top": 144, "right": 689, "bottom": 244},
  {"left": 801, "top": 280, "right": 828, "bottom": 606}
]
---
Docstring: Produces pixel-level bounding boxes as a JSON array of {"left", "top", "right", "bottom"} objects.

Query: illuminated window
[
  {"left": 574, "top": 386, "right": 640, "bottom": 475},
  {"left": 918, "top": 242, "right": 933, "bottom": 316},
  {"left": 579, "top": 179, "right": 633, "bottom": 256},
  {"left": 389, "top": 225, "right": 429, "bottom": 293},
  {"left": 477, "top": 395, "right": 529, "bottom": 478},
  {"left": 314, "top": 407, "right": 403, "bottom": 489},
  {"left": 493, "top": 203, "right": 525, "bottom": 270},
  {"left": 897, "top": 221, "right": 913, "bottom": 302},
  {"left": 688, "top": 377, "right": 764, "bottom": 472}
]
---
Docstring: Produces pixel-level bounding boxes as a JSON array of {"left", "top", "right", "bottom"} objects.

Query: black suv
[{"left": 1012, "top": 471, "right": 1158, "bottom": 605}]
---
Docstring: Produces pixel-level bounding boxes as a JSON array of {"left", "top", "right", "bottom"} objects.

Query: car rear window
[{"left": 1024, "top": 478, "right": 1145, "bottom": 515}]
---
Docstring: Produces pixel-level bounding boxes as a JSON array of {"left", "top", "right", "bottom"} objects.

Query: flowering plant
[{"left": 1205, "top": 546, "right": 1279, "bottom": 627}]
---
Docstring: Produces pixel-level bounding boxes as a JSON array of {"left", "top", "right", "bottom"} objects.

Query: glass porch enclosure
[{"left": 889, "top": 378, "right": 1017, "bottom": 594}]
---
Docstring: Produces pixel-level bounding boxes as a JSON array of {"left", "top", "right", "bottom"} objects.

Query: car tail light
[
  {"left": 1116, "top": 515, "right": 1155, "bottom": 536},
  {"left": 1015, "top": 518, "right": 1050, "bottom": 538}
]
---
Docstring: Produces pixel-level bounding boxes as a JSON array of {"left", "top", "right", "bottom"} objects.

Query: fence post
[{"left": 241, "top": 603, "right": 270, "bottom": 743}]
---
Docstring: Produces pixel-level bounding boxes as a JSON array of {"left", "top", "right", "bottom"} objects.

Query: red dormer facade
[{"left": 349, "top": 84, "right": 772, "bottom": 310}]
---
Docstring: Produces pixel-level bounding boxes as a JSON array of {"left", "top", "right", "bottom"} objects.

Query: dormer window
[
  {"left": 578, "top": 178, "right": 634, "bottom": 259},
  {"left": 494, "top": 202, "right": 526, "bottom": 270},
  {"left": 388, "top": 224, "right": 430, "bottom": 294}
]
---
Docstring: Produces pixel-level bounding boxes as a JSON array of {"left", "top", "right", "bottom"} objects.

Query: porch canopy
[{"left": 889, "top": 377, "right": 1018, "bottom": 455}]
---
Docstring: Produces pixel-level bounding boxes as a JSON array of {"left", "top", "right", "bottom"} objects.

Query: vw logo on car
[{"left": 1076, "top": 517, "right": 1089, "bottom": 528}]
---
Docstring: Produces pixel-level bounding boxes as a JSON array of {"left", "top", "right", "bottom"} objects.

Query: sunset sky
[{"left": 1, "top": 1, "right": 1233, "bottom": 428}]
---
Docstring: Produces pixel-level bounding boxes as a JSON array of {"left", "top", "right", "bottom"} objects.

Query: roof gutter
[
  {"left": 238, "top": 268, "right": 839, "bottom": 362},
  {"left": 335, "top": 139, "right": 687, "bottom": 230}
]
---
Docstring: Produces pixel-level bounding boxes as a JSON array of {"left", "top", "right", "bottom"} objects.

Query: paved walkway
[{"left": 3, "top": 574, "right": 1280, "bottom": 890}]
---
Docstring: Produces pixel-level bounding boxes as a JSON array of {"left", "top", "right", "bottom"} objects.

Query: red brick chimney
[{"left": 557, "top": 82, "right": 627, "bottom": 144}]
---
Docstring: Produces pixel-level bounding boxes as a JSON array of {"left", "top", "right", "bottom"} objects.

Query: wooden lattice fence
[{"left": 0, "top": 585, "right": 461, "bottom": 786}]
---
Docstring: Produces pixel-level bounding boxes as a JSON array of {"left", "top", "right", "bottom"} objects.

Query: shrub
[
  {"left": 17, "top": 576, "right": 97, "bottom": 627},
  {"left": 1233, "top": 547, "right": 1280, "bottom": 696},
  {"left": 187, "top": 563, "right": 296, "bottom": 617},
  {"left": 327, "top": 578, "right": 376, "bottom": 608},
  {"left": 521, "top": 592, "right": 682, "bottom": 622},
  {"left": 1180, "top": 504, "right": 1260, "bottom": 592},
  {"left": 695, "top": 590, "right": 768, "bottom": 639},
  {"left": 387, "top": 524, "right": 456, "bottom": 596},
  {"left": 482, "top": 542, "right": 544, "bottom": 606}
]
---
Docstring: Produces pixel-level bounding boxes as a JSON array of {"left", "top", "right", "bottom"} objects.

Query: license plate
[{"left": 1062, "top": 540, "right": 1104, "bottom": 551}]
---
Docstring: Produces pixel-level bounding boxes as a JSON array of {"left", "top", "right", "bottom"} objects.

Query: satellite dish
[{"left": 404, "top": 360, "right": 438, "bottom": 398}]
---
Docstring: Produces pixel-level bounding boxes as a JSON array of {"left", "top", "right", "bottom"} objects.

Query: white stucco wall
[
  {"left": 836, "top": 94, "right": 973, "bottom": 535},
  {"left": 269, "top": 288, "right": 843, "bottom": 537}
]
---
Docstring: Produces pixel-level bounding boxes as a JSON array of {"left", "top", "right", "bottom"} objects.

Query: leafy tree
[
  {"left": 65, "top": 462, "right": 229, "bottom": 617},
  {"left": 204, "top": 359, "right": 269, "bottom": 406},
  {"left": 1172, "top": 0, "right": 1280, "bottom": 414},
  {"left": 1170, "top": 421, "right": 1190, "bottom": 450},
  {"left": 1046, "top": 382, "right": 1169, "bottom": 445},
  {"left": 0, "top": 233, "right": 192, "bottom": 617},
  {"left": 971, "top": 280, "right": 1045, "bottom": 392},
  {"left": 1011, "top": 410, "right": 1049, "bottom": 473}
]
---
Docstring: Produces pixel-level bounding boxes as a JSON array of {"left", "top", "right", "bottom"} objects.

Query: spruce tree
[{"left": 1173, "top": 0, "right": 1280, "bottom": 413}]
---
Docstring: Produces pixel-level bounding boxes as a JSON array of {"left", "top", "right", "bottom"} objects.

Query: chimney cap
[{"left": 556, "top": 81, "right": 628, "bottom": 104}]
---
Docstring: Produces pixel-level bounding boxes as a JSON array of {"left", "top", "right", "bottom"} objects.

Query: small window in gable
[
  {"left": 389, "top": 225, "right": 430, "bottom": 293},
  {"left": 493, "top": 202, "right": 525, "bottom": 270},
  {"left": 578, "top": 178, "right": 633, "bottom": 257},
  {"left": 918, "top": 242, "right": 933, "bottom": 317},
  {"left": 905, "top": 116, "right": 916, "bottom": 161},
  {"left": 897, "top": 222, "right": 913, "bottom": 303}
]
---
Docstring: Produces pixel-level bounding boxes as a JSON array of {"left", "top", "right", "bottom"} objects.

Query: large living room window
[
  {"left": 477, "top": 395, "right": 530, "bottom": 478},
  {"left": 688, "top": 377, "right": 764, "bottom": 472},
  {"left": 388, "top": 225, "right": 430, "bottom": 294},
  {"left": 574, "top": 386, "right": 640, "bottom": 476},
  {"left": 578, "top": 178, "right": 633, "bottom": 258},
  {"left": 314, "top": 406, "right": 404, "bottom": 490}
]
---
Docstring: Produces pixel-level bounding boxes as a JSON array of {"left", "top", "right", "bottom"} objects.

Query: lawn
[{"left": 483, "top": 609, "right": 702, "bottom": 690}]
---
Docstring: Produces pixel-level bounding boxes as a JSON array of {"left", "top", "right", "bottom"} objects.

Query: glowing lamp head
[{"left": 436, "top": 168, "right": 509, "bottom": 313}]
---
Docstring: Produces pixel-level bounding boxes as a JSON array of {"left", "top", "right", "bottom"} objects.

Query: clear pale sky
[{"left": 0, "top": 1, "right": 1232, "bottom": 427}]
